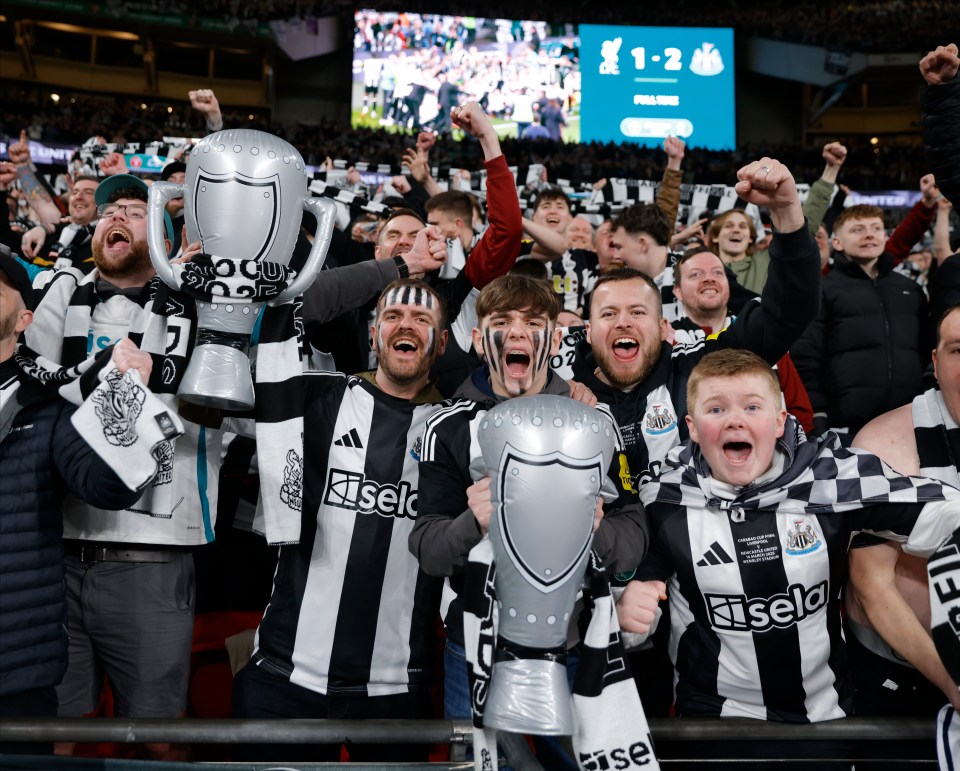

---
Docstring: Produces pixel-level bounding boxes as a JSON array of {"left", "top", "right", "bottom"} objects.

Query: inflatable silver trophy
[
  {"left": 146, "top": 129, "right": 336, "bottom": 410},
  {"left": 477, "top": 395, "right": 618, "bottom": 735}
]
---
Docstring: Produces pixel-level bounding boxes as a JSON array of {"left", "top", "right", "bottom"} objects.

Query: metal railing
[{"left": 0, "top": 716, "right": 942, "bottom": 766}]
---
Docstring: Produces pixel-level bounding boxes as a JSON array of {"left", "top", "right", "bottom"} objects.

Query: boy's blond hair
[{"left": 687, "top": 350, "right": 782, "bottom": 410}]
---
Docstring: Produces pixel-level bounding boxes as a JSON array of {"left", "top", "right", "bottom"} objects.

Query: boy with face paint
[
  {"left": 409, "top": 274, "right": 649, "bottom": 747},
  {"left": 235, "top": 279, "right": 455, "bottom": 763}
]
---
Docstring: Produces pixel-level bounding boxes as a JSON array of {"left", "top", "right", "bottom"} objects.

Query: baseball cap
[
  {"left": 94, "top": 174, "right": 175, "bottom": 243},
  {"left": 94, "top": 173, "right": 149, "bottom": 207},
  {"left": 160, "top": 161, "right": 187, "bottom": 181},
  {"left": 0, "top": 248, "right": 37, "bottom": 311}
]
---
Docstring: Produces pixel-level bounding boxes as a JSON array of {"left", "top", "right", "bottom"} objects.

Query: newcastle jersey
[
  {"left": 639, "top": 493, "right": 946, "bottom": 723},
  {"left": 252, "top": 372, "right": 443, "bottom": 696}
]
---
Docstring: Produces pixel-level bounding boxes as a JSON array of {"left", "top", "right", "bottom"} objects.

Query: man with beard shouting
[
  {"left": 575, "top": 157, "right": 821, "bottom": 495},
  {"left": 233, "top": 278, "right": 454, "bottom": 763},
  {"left": 22, "top": 174, "right": 202, "bottom": 759},
  {"left": 571, "top": 158, "right": 821, "bottom": 717}
]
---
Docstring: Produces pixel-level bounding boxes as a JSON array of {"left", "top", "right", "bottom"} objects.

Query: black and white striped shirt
[
  {"left": 639, "top": 482, "right": 946, "bottom": 722},
  {"left": 252, "top": 372, "right": 443, "bottom": 696}
]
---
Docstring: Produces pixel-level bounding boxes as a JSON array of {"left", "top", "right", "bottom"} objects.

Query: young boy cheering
[{"left": 617, "top": 349, "right": 960, "bottom": 727}]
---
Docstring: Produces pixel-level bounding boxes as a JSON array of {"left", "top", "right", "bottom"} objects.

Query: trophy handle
[
  {"left": 277, "top": 197, "right": 337, "bottom": 301},
  {"left": 147, "top": 181, "right": 184, "bottom": 288}
]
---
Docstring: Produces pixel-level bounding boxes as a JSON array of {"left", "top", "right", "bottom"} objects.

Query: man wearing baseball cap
[{"left": 21, "top": 171, "right": 196, "bottom": 758}]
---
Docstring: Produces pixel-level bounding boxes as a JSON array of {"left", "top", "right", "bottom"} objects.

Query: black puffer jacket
[
  {"left": 791, "top": 254, "right": 928, "bottom": 435},
  {"left": 0, "top": 361, "right": 140, "bottom": 697}
]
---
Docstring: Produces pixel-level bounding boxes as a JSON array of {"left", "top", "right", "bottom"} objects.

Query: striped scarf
[
  {"left": 641, "top": 417, "right": 958, "bottom": 517},
  {"left": 16, "top": 265, "right": 305, "bottom": 544},
  {"left": 464, "top": 541, "right": 659, "bottom": 771},
  {"left": 914, "top": 387, "right": 960, "bottom": 489}
]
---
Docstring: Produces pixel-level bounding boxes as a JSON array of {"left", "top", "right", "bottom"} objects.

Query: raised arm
[
  {"left": 655, "top": 136, "right": 685, "bottom": 231},
  {"left": 189, "top": 88, "right": 224, "bottom": 132},
  {"left": 520, "top": 216, "right": 567, "bottom": 260},
  {"left": 801, "top": 142, "right": 847, "bottom": 236},
  {"left": 301, "top": 229, "right": 447, "bottom": 324},
  {"left": 933, "top": 196, "right": 954, "bottom": 262},
  {"left": 885, "top": 174, "right": 939, "bottom": 263},
  {"left": 721, "top": 157, "right": 821, "bottom": 364},
  {"left": 920, "top": 44, "right": 960, "bottom": 203},
  {"left": 8, "top": 130, "right": 63, "bottom": 227},
  {"left": 453, "top": 102, "right": 522, "bottom": 288}
]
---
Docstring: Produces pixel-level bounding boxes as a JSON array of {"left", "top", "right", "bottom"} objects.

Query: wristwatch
[{"left": 393, "top": 254, "right": 410, "bottom": 278}]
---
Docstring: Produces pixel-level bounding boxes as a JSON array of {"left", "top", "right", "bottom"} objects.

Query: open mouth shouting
[
  {"left": 104, "top": 226, "right": 132, "bottom": 252},
  {"left": 611, "top": 336, "right": 640, "bottom": 362},
  {"left": 722, "top": 440, "right": 753, "bottom": 465},
  {"left": 481, "top": 323, "right": 552, "bottom": 397},
  {"left": 505, "top": 349, "right": 532, "bottom": 379},
  {"left": 390, "top": 335, "right": 420, "bottom": 357}
]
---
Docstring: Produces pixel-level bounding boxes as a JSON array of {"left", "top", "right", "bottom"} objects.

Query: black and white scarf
[
  {"left": 640, "top": 417, "right": 958, "bottom": 517},
  {"left": 914, "top": 387, "right": 960, "bottom": 489},
  {"left": 464, "top": 539, "right": 660, "bottom": 771},
  {"left": 17, "top": 262, "right": 306, "bottom": 544}
]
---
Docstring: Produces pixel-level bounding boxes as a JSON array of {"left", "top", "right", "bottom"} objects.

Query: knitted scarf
[
  {"left": 463, "top": 540, "right": 660, "bottom": 771},
  {"left": 16, "top": 261, "right": 305, "bottom": 544},
  {"left": 913, "top": 387, "right": 960, "bottom": 489}
]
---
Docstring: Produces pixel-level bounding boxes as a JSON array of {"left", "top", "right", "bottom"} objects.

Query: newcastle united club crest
[{"left": 784, "top": 517, "right": 823, "bottom": 556}]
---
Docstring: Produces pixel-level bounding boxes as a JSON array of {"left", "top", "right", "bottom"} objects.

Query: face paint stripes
[
  {"left": 532, "top": 329, "right": 549, "bottom": 375},
  {"left": 426, "top": 326, "right": 436, "bottom": 356},
  {"left": 484, "top": 328, "right": 505, "bottom": 380},
  {"left": 381, "top": 286, "right": 435, "bottom": 312}
]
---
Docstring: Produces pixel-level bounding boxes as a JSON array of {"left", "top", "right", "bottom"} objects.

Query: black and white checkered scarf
[
  {"left": 640, "top": 416, "right": 957, "bottom": 516},
  {"left": 16, "top": 264, "right": 305, "bottom": 544},
  {"left": 464, "top": 540, "right": 660, "bottom": 771}
]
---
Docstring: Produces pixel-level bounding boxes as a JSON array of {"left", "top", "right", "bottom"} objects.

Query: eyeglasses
[{"left": 97, "top": 202, "right": 148, "bottom": 221}]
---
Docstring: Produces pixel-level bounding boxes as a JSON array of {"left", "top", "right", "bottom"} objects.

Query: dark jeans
[{"left": 232, "top": 661, "right": 431, "bottom": 763}]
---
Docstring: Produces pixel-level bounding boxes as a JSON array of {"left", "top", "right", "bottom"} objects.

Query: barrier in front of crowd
[{"left": 0, "top": 716, "right": 942, "bottom": 767}]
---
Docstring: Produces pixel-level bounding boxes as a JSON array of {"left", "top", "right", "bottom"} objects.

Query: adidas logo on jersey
[
  {"left": 696, "top": 541, "right": 734, "bottom": 567},
  {"left": 334, "top": 428, "right": 364, "bottom": 448},
  {"left": 324, "top": 468, "right": 417, "bottom": 519},
  {"left": 706, "top": 580, "right": 828, "bottom": 633}
]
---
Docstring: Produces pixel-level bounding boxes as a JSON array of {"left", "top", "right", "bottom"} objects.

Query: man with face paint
[
  {"left": 409, "top": 274, "right": 649, "bottom": 753},
  {"left": 234, "top": 278, "right": 453, "bottom": 763}
]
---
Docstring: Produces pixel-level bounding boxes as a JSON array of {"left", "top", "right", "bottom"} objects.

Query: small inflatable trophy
[
  {"left": 146, "top": 130, "right": 336, "bottom": 410},
  {"left": 477, "top": 395, "right": 618, "bottom": 735}
]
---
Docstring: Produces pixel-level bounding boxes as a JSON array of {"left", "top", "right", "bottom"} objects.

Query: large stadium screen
[
  {"left": 579, "top": 25, "right": 736, "bottom": 150},
  {"left": 352, "top": 11, "right": 581, "bottom": 140},
  {"left": 351, "top": 12, "right": 735, "bottom": 150}
]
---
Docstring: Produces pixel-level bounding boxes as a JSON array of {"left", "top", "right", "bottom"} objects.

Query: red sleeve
[
  {"left": 462, "top": 154, "right": 522, "bottom": 289},
  {"left": 886, "top": 201, "right": 936, "bottom": 264},
  {"left": 777, "top": 352, "right": 814, "bottom": 434}
]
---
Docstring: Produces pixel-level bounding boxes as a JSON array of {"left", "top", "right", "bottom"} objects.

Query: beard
[
  {"left": 593, "top": 335, "right": 663, "bottom": 390},
  {"left": 375, "top": 329, "right": 434, "bottom": 387},
  {"left": 92, "top": 233, "right": 152, "bottom": 281}
]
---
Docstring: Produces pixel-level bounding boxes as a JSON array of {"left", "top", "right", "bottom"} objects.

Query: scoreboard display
[{"left": 579, "top": 25, "right": 736, "bottom": 150}]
